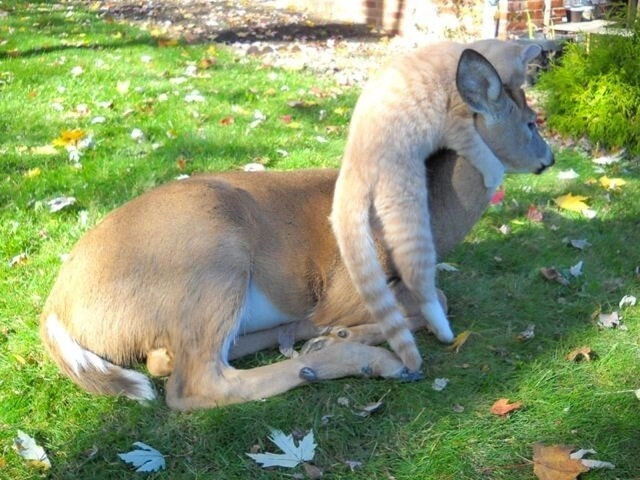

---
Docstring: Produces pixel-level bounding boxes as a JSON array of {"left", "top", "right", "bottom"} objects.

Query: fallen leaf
[
  {"left": 432, "top": 377, "right": 449, "bottom": 391},
  {"left": 619, "top": 295, "right": 636, "bottom": 308},
  {"left": 498, "top": 224, "right": 511, "bottom": 235},
  {"left": 527, "top": 204, "right": 543, "bottom": 222},
  {"left": 31, "top": 145, "right": 58, "bottom": 156},
  {"left": 446, "top": 330, "right": 470, "bottom": 353},
  {"left": 336, "top": 397, "right": 350, "bottom": 407},
  {"left": 303, "top": 462, "right": 323, "bottom": 479},
  {"left": 540, "top": 267, "right": 569, "bottom": 286},
  {"left": 490, "top": 398, "right": 523, "bottom": 416},
  {"left": 52, "top": 129, "right": 86, "bottom": 147},
  {"left": 566, "top": 346, "right": 596, "bottom": 362},
  {"left": 517, "top": 324, "right": 535, "bottom": 341},
  {"left": 344, "top": 460, "right": 362, "bottom": 471},
  {"left": 355, "top": 400, "right": 384, "bottom": 417},
  {"left": 436, "top": 262, "right": 459, "bottom": 272},
  {"left": 553, "top": 193, "right": 590, "bottom": 213},
  {"left": 243, "top": 163, "right": 266, "bottom": 172},
  {"left": 24, "top": 167, "right": 42, "bottom": 178},
  {"left": 47, "top": 196, "right": 76, "bottom": 213},
  {"left": 219, "top": 116, "right": 235, "bottom": 126},
  {"left": 9, "top": 253, "right": 28, "bottom": 267},
  {"left": 185, "top": 90, "right": 205, "bottom": 103},
  {"left": 176, "top": 156, "right": 188, "bottom": 171},
  {"left": 557, "top": 169, "right": 579, "bottom": 180},
  {"left": 246, "top": 429, "right": 316, "bottom": 468},
  {"left": 130, "top": 128, "right": 145, "bottom": 142},
  {"left": 597, "top": 312, "right": 620, "bottom": 329},
  {"left": 533, "top": 444, "right": 587, "bottom": 480},
  {"left": 13, "top": 431, "right": 51, "bottom": 470},
  {"left": 570, "top": 448, "right": 614, "bottom": 470},
  {"left": 593, "top": 150, "right": 623, "bottom": 165},
  {"left": 599, "top": 176, "right": 626, "bottom": 190},
  {"left": 490, "top": 188, "right": 505, "bottom": 205},
  {"left": 567, "top": 238, "right": 590, "bottom": 250},
  {"left": 569, "top": 261, "right": 583, "bottom": 277},
  {"left": 116, "top": 80, "right": 130, "bottom": 94},
  {"left": 118, "top": 442, "right": 166, "bottom": 473}
]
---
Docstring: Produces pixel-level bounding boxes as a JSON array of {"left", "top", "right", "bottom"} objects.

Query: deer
[{"left": 40, "top": 41, "right": 552, "bottom": 411}]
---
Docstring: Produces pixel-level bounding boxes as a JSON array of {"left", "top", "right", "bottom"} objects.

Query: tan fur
[
  {"left": 40, "top": 40, "right": 554, "bottom": 410},
  {"left": 40, "top": 149, "right": 499, "bottom": 411},
  {"left": 330, "top": 40, "right": 554, "bottom": 372}
]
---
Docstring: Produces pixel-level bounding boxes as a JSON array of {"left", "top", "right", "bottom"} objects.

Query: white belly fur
[{"left": 238, "top": 280, "right": 291, "bottom": 334}]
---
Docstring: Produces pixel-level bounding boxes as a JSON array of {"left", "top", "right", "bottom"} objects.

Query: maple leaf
[
  {"left": 533, "top": 444, "right": 614, "bottom": 480},
  {"left": 446, "top": 330, "right": 470, "bottom": 353},
  {"left": 553, "top": 193, "right": 590, "bottom": 213},
  {"left": 52, "top": 129, "right": 86, "bottom": 147},
  {"left": 118, "top": 442, "right": 166, "bottom": 473},
  {"left": 533, "top": 444, "right": 587, "bottom": 480},
  {"left": 246, "top": 429, "right": 316, "bottom": 468},
  {"left": 490, "top": 398, "right": 523, "bottom": 416},
  {"left": 599, "top": 176, "right": 626, "bottom": 190}
]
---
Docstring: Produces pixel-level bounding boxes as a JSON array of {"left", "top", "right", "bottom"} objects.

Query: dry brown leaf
[
  {"left": 540, "top": 267, "right": 569, "bottom": 286},
  {"left": 445, "top": 330, "right": 471, "bottom": 353},
  {"left": 303, "top": 462, "right": 323, "bottom": 479},
  {"left": 565, "top": 346, "right": 596, "bottom": 362},
  {"left": 533, "top": 443, "right": 588, "bottom": 480},
  {"left": 490, "top": 398, "right": 523, "bottom": 416}
]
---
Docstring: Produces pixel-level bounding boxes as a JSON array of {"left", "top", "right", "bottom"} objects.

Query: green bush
[{"left": 537, "top": 19, "right": 640, "bottom": 153}]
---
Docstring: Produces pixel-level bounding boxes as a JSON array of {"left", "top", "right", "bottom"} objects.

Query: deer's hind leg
[{"left": 165, "top": 342, "right": 410, "bottom": 411}]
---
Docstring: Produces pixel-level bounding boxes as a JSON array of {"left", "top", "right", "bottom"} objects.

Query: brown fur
[{"left": 41, "top": 150, "right": 493, "bottom": 411}]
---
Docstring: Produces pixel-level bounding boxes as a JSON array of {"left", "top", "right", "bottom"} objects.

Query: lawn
[{"left": 1, "top": 2, "right": 639, "bottom": 479}]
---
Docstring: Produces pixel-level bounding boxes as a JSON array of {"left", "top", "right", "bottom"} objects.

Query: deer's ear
[
  {"left": 456, "top": 48, "right": 509, "bottom": 123},
  {"left": 519, "top": 43, "right": 541, "bottom": 64}
]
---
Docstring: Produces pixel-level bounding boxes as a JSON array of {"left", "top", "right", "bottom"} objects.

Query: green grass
[{"left": 1, "top": 2, "right": 639, "bottom": 479}]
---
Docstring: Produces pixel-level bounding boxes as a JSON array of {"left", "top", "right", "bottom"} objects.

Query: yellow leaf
[
  {"left": 553, "top": 193, "right": 590, "bottom": 212},
  {"left": 599, "top": 176, "right": 626, "bottom": 190},
  {"left": 206, "top": 45, "right": 217, "bottom": 57},
  {"left": 52, "top": 129, "right": 86, "bottom": 147},
  {"left": 24, "top": 167, "right": 42, "bottom": 178},
  {"left": 333, "top": 107, "right": 350, "bottom": 115},
  {"left": 286, "top": 121, "right": 302, "bottom": 129},
  {"left": 31, "top": 145, "right": 58, "bottom": 155},
  {"left": 445, "top": 330, "right": 471, "bottom": 353}
]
